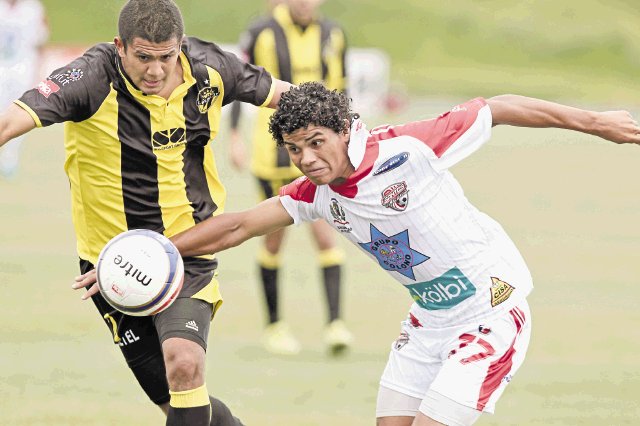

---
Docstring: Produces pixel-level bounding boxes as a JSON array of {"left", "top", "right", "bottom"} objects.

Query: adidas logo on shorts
[{"left": 185, "top": 320, "right": 199, "bottom": 332}]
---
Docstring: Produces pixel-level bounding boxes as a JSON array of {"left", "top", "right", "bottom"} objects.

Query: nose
[
  {"left": 300, "top": 148, "right": 316, "bottom": 166},
  {"left": 146, "top": 60, "right": 163, "bottom": 79}
]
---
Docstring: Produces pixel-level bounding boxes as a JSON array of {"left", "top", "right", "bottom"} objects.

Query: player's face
[
  {"left": 286, "top": 0, "right": 324, "bottom": 26},
  {"left": 282, "top": 123, "right": 354, "bottom": 186},
  {"left": 115, "top": 36, "right": 182, "bottom": 97}
]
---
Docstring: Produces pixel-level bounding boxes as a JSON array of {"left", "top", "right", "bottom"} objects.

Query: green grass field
[
  {"left": 3, "top": 0, "right": 640, "bottom": 424},
  {"left": 1, "top": 99, "right": 639, "bottom": 424},
  {"left": 39, "top": 0, "right": 640, "bottom": 104}
]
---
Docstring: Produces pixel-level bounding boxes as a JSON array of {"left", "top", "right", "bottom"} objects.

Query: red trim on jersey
[
  {"left": 328, "top": 137, "right": 380, "bottom": 198},
  {"left": 476, "top": 306, "right": 525, "bottom": 411},
  {"left": 279, "top": 176, "right": 317, "bottom": 203},
  {"left": 369, "top": 98, "right": 486, "bottom": 158}
]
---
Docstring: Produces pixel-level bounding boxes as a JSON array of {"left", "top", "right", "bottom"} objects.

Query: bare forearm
[
  {"left": 172, "top": 213, "right": 250, "bottom": 257},
  {"left": 487, "top": 95, "right": 640, "bottom": 145},
  {"left": 0, "top": 104, "right": 37, "bottom": 147},
  {"left": 172, "top": 197, "right": 294, "bottom": 257}
]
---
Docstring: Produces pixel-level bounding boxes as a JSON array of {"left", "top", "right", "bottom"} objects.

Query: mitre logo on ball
[{"left": 96, "top": 229, "right": 184, "bottom": 316}]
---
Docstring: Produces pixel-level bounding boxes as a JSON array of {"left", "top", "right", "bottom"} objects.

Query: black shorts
[{"left": 80, "top": 259, "right": 214, "bottom": 366}]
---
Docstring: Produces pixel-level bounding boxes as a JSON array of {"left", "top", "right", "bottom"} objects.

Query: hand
[
  {"left": 595, "top": 110, "right": 640, "bottom": 145},
  {"left": 72, "top": 268, "right": 100, "bottom": 300},
  {"left": 229, "top": 129, "right": 247, "bottom": 171}
]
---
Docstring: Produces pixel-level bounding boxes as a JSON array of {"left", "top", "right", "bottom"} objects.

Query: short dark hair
[
  {"left": 118, "top": 0, "right": 184, "bottom": 48},
  {"left": 269, "top": 82, "right": 357, "bottom": 146}
]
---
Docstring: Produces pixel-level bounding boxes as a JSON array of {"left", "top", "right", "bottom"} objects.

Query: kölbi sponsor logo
[{"left": 405, "top": 267, "right": 476, "bottom": 310}]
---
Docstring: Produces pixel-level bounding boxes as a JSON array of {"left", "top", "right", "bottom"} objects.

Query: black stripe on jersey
[
  {"left": 270, "top": 20, "right": 292, "bottom": 84},
  {"left": 182, "top": 62, "right": 217, "bottom": 223},
  {"left": 270, "top": 21, "right": 293, "bottom": 168},
  {"left": 319, "top": 20, "right": 332, "bottom": 81},
  {"left": 116, "top": 91, "right": 164, "bottom": 232}
]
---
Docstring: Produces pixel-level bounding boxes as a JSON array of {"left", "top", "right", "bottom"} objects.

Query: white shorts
[{"left": 378, "top": 300, "right": 531, "bottom": 419}]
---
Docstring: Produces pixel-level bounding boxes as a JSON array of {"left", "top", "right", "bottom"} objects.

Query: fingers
[{"left": 72, "top": 268, "right": 99, "bottom": 300}]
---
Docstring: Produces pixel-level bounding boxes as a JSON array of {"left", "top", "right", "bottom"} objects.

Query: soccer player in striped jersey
[
  {"left": 0, "top": 0, "right": 292, "bottom": 425},
  {"left": 228, "top": 0, "right": 351, "bottom": 356},
  {"left": 148, "top": 82, "right": 636, "bottom": 425}
]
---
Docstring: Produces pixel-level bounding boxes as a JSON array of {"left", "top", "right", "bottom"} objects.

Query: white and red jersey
[{"left": 279, "top": 98, "right": 533, "bottom": 328}]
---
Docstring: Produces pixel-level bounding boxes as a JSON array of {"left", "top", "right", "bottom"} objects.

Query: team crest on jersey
[
  {"left": 152, "top": 127, "right": 187, "bottom": 150},
  {"left": 393, "top": 331, "right": 409, "bottom": 351},
  {"left": 381, "top": 182, "right": 409, "bottom": 211},
  {"left": 196, "top": 85, "right": 220, "bottom": 114},
  {"left": 37, "top": 79, "right": 60, "bottom": 98},
  {"left": 358, "top": 224, "right": 429, "bottom": 280},
  {"left": 490, "top": 277, "right": 515, "bottom": 307},
  {"left": 329, "top": 198, "right": 352, "bottom": 233},
  {"left": 50, "top": 68, "right": 84, "bottom": 86},
  {"left": 373, "top": 152, "right": 409, "bottom": 176}
]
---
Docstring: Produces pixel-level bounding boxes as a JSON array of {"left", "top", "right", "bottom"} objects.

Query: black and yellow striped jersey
[
  {"left": 237, "top": 3, "right": 347, "bottom": 179},
  {"left": 16, "top": 37, "right": 274, "bottom": 270}
]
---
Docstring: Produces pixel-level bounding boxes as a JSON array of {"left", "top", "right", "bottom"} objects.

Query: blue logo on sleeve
[
  {"left": 373, "top": 152, "right": 410, "bottom": 176},
  {"left": 358, "top": 224, "right": 429, "bottom": 280},
  {"left": 406, "top": 267, "right": 476, "bottom": 310}
]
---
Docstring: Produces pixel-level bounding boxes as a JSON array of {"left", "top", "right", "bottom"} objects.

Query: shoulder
[
  {"left": 279, "top": 176, "right": 318, "bottom": 203},
  {"left": 246, "top": 15, "right": 277, "bottom": 34},
  {"left": 182, "top": 37, "right": 230, "bottom": 63}
]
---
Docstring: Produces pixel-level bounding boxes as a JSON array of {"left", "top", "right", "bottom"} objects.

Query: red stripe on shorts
[{"left": 475, "top": 307, "right": 525, "bottom": 411}]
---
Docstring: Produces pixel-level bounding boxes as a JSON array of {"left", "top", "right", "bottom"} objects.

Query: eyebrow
[
  {"left": 133, "top": 47, "right": 179, "bottom": 57},
  {"left": 303, "top": 130, "right": 323, "bottom": 142}
]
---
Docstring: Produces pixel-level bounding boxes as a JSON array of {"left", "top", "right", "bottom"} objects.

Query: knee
[{"left": 163, "top": 342, "right": 205, "bottom": 390}]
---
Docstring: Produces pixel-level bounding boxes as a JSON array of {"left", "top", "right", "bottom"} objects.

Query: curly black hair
[{"left": 269, "top": 82, "right": 358, "bottom": 146}]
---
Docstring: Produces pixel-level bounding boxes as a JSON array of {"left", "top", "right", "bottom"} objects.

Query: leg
[
  {"left": 255, "top": 177, "right": 300, "bottom": 354},
  {"left": 82, "top": 259, "right": 171, "bottom": 411},
  {"left": 309, "top": 219, "right": 352, "bottom": 354},
  {"left": 156, "top": 298, "right": 244, "bottom": 426},
  {"left": 259, "top": 228, "right": 301, "bottom": 355}
]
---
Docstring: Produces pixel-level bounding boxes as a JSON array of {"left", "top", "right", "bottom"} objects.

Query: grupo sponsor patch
[{"left": 406, "top": 267, "right": 476, "bottom": 310}]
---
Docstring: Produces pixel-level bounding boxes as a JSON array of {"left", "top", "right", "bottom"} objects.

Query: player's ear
[{"left": 114, "top": 37, "right": 125, "bottom": 57}]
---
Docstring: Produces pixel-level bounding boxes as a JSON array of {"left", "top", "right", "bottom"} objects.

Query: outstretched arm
[
  {"left": 487, "top": 95, "right": 640, "bottom": 145},
  {"left": 73, "top": 197, "right": 294, "bottom": 298},
  {"left": 172, "top": 196, "right": 294, "bottom": 257},
  {"left": 0, "top": 104, "right": 37, "bottom": 147}
]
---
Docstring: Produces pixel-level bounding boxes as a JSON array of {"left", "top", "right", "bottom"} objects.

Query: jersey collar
[{"left": 328, "top": 118, "right": 379, "bottom": 198}]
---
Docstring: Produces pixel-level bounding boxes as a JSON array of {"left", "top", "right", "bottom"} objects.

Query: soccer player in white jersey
[
  {"left": 0, "top": 0, "right": 48, "bottom": 178},
  {"left": 76, "top": 82, "right": 640, "bottom": 425}
]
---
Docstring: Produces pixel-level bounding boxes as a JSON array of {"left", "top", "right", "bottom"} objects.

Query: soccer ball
[{"left": 96, "top": 229, "right": 184, "bottom": 316}]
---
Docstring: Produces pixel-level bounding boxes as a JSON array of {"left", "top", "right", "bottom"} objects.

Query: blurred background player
[
  {"left": 228, "top": 0, "right": 352, "bottom": 356},
  {"left": 0, "top": 0, "right": 48, "bottom": 178}
]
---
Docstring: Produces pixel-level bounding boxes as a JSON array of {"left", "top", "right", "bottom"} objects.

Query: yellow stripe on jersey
[
  {"left": 254, "top": 29, "right": 279, "bottom": 79},
  {"left": 64, "top": 87, "right": 128, "bottom": 263}
]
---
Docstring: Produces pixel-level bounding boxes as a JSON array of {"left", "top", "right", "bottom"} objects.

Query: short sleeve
[
  {"left": 278, "top": 177, "right": 322, "bottom": 225},
  {"left": 16, "top": 44, "right": 113, "bottom": 126},
  {"left": 369, "top": 98, "right": 492, "bottom": 171}
]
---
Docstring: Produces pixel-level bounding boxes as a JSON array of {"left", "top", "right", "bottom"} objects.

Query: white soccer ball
[{"left": 96, "top": 229, "right": 184, "bottom": 316}]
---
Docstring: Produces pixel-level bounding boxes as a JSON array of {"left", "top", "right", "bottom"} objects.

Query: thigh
[
  {"left": 379, "top": 314, "right": 444, "bottom": 401},
  {"left": 153, "top": 297, "right": 214, "bottom": 351},
  {"left": 429, "top": 301, "right": 532, "bottom": 414}
]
